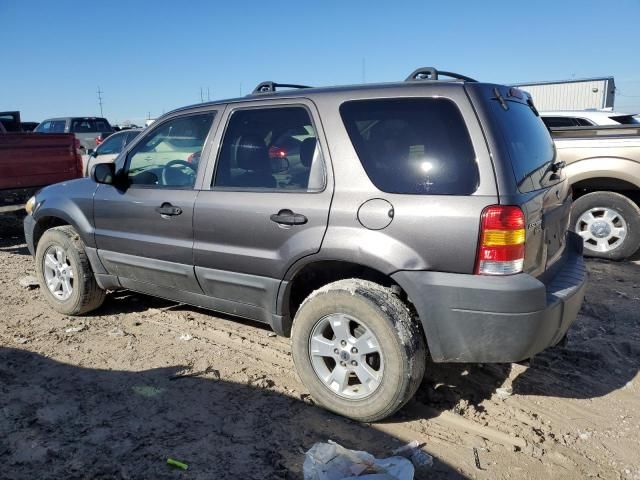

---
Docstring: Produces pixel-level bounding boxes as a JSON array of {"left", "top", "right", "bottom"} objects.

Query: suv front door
[
  {"left": 94, "top": 110, "right": 217, "bottom": 293},
  {"left": 193, "top": 100, "right": 333, "bottom": 322}
]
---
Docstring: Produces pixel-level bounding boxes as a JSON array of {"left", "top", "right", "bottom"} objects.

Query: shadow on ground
[
  {"left": 0, "top": 214, "right": 30, "bottom": 255},
  {"left": 0, "top": 347, "right": 466, "bottom": 480},
  {"left": 407, "top": 257, "right": 639, "bottom": 420}
]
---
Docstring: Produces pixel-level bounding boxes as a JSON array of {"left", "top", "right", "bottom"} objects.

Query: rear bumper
[{"left": 392, "top": 232, "right": 587, "bottom": 363}]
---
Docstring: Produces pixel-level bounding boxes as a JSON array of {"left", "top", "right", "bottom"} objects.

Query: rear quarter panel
[{"left": 289, "top": 84, "right": 498, "bottom": 276}]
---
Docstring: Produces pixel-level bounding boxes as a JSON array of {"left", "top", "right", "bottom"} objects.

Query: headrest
[{"left": 237, "top": 134, "right": 269, "bottom": 171}]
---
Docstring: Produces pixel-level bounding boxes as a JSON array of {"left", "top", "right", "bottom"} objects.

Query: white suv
[{"left": 541, "top": 110, "right": 640, "bottom": 128}]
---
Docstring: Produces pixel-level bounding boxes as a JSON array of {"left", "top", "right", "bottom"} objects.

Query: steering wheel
[{"left": 161, "top": 159, "right": 197, "bottom": 186}]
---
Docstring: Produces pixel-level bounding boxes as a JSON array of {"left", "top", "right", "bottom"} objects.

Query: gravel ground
[{"left": 1, "top": 214, "right": 639, "bottom": 479}]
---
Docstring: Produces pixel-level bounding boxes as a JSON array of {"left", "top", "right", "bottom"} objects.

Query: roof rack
[
  {"left": 251, "top": 81, "right": 312, "bottom": 95},
  {"left": 405, "top": 67, "right": 477, "bottom": 83}
]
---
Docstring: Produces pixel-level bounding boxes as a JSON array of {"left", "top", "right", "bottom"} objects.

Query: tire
[
  {"left": 572, "top": 191, "right": 640, "bottom": 260},
  {"left": 35, "top": 225, "right": 105, "bottom": 315},
  {"left": 291, "top": 279, "right": 426, "bottom": 422}
]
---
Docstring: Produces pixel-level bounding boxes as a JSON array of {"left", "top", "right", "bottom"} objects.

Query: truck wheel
[
  {"left": 291, "top": 279, "right": 426, "bottom": 422},
  {"left": 572, "top": 191, "right": 640, "bottom": 260},
  {"left": 35, "top": 226, "right": 105, "bottom": 315}
]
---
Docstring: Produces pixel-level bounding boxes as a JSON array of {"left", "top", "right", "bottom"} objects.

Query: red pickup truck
[{"left": 0, "top": 117, "right": 83, "bottom": 212}]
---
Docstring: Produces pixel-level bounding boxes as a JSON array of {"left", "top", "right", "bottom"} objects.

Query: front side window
[
  {"left": 127, "top": 112, "right": 215, "bottom": 187},
  {"left": 340, "top": 98, "right": 479, "bottom": 195},
  {"left": 213, "top": 106, "right": 325, "bottom": 191}
]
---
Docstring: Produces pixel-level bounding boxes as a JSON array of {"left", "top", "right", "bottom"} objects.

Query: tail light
[
  {"left": 95, "top": 136, "right": 102, "bottom": 145},
  {"left": 475, "top": 205, "right": 525, "bottom": 275},
  {"left": 268, "top": 146, "right": 287, "bottom": 159}
]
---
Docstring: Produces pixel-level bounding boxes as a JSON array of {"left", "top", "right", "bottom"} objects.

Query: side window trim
[
  {"left": 122, "top": 111, "right": 216, "bottom": 190},
  {"left": 208, "top": 103, "right": 327, "bottom": 194}
]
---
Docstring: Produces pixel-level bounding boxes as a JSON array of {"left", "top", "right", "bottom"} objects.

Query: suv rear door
[
  {"left": 468, "top": 85, "right": 572, "bottom": 277},
  {"left": 193, "top": 99, "right": 333, "bottom": 321},
  {"left": 94, "top": 110, "right": 218, "bottom": 292}
]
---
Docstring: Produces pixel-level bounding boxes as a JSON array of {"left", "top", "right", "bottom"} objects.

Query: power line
[{"left": 97, "top": 87, "right": 104, "bottom": 116}]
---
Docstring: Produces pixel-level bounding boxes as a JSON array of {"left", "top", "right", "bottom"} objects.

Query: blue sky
[{"left": 2, "top": 0, "right": 639, "bottom": 124}]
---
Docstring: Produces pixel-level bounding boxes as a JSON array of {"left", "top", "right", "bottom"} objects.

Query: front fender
[{"left": 32, "top": 179, "right": 98, "bottom": 248}]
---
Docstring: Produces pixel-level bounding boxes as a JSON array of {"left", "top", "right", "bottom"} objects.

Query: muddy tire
[
  {"left": 35, "top": 225, "right": 105, "bottom": 315},
  {"left": 572, "top": 192, "right": 640, "bottom": 260},
  {"left": 291, "top": 279, "right": 426, "bottom": 422}
]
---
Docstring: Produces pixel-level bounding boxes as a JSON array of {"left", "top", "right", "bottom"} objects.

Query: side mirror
[
  {"left": 87, "top": 149, "right": 95, "bottom": 156},
  {"left": 92, "top": 163, "right": 115, "bottom": 185}
]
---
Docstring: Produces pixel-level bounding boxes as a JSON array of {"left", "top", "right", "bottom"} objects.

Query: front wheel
[
  {"left": 291, "top": 279, "right": 426, "bottom": 422},
  {"left": 572, "top": 191, "right": 640, "bottom": 260},
  {"left": 35, "top": 225, "right": 105, "bottom": 315}
]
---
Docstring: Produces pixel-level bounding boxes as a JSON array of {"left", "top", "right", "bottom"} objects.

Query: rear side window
[
  {"left": 340, "top": 98, "right": 478, "bottom": 195},
  {"left": 489, "top": 100, "right": 557, "bottom": 193},
  {"left": 213, "top": 106, "right": 325, "bottom": 192}
]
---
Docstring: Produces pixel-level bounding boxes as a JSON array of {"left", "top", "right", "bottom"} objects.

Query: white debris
[
  {"left": 179, "top": 333, "right": 193, "bottom": 341},
  {"left": 65, "top": 325, "right": 86, "bottom": 333},
  {"left": 496, "top": 387, "right": 513, "bottom": 399},
  {"left": 19, "top": 275, "right": 39, "bottom": 288},
  {"left": 303, "top": 440, "right": 415, "bottom": 480},
  {"left": 107, "top": 327, "right": 125, "bottom": 337}
]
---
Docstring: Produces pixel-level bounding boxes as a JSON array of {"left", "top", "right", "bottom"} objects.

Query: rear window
[
  {"left": 610, "top": 115, "right": 640, "bottom": 125},
  {"left": 489, "top": 100, "right": 557, "bottom": 193},
  {"left": 542, "top": 116, "right": 577, "bottom": 128},
  {"left": 340, "top": 98, "right": 478, "bottom": 195},
  {"left": 70, "top": 118, "right": 111, "bottom": 133}
]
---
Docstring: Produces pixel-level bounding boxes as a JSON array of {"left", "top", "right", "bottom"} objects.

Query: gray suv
[{"left": 24, "top": 68, "right": 587, "bottom": 421}]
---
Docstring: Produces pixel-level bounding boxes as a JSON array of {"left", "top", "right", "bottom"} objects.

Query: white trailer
[{"left": 513, "top": 77, "right": 615, "bottom": 111}]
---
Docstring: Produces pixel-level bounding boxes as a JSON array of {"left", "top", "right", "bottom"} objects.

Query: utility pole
[
  {"left": 200, "top": 87, "right": 204, "bottom": 103},
  {"left": 207, "top": 87, "right": 211, "bottom": 101},
  {"left": 97, "top": 87, "right": 104, "bottom": 116}
]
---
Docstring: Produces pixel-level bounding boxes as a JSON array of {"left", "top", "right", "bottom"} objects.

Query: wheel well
[
  {"left": 33, "top": 217, "right": 70, "bottom": 251},
  {"left": 572, "top": 178, "right": 640, "bottom": 206},
  {"left": 286, "top": 261, "right": 403, "bottom": 319}
]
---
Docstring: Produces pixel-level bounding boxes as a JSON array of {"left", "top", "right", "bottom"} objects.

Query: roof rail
[
  {"left": 405, "top": 67, "right": 477, "bottom": 83},
  {"left": 251, "top": 81, "right": 312, "bottom": 95}
]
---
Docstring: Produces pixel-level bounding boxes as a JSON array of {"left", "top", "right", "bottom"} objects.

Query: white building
[{"left": 512, "top": 77, "right": 616, "bottom": 111}]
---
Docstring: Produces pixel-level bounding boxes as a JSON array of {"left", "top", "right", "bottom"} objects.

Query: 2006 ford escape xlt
[{"left": 24, "top": 67, "right": 587, "bottom": 421}]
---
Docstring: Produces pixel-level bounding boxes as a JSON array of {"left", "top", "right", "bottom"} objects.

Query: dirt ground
[{"left": 1, "top": 214, "right": 638, "bottom": 480}]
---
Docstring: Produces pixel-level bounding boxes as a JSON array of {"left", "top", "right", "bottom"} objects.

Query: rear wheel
[
  {"left": 35, "top": 226, "right": 105, "bottom": 315},
  {"left": 291, "top": 279, "right": 426, "bottom": 422},
  {"left": 572, "top": 191, "right": 640, "bottom": 260}
]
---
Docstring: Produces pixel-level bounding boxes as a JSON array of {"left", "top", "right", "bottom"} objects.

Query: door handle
[
  {"left": 270, "top": 209, "right": 308, "bottom": 226},
  {"left": 155, "top": 203, "right": 182, "bottom": 216}
]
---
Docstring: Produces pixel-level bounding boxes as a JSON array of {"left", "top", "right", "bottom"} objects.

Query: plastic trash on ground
[{"left": 303, "top": 440, "right": 417, "bottom": 480}]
